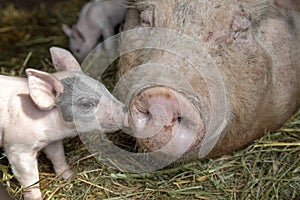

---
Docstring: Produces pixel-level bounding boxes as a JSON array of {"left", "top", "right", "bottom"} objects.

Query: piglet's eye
[
  {"left": 77, "top": 98, "right": 99, "bottom": 110},
  {"left": 75, "top": 49, "right": 81, "bottom": 54}
]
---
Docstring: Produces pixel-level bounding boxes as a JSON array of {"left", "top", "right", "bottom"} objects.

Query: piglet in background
[
  {"left": 62, "top": 0, "right": 128, "bottom": 62},
  {"left": 0, "top": 47, "right": 128, "bottom": 200}
]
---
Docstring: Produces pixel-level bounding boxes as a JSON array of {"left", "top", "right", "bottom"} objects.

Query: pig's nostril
[
  {"left": 132, "top": 104, "right": 152, "bottom": 127},
  {"left": 140, "top": 110, "right": 152, "bottom": 121},
  {"left": 177, "top": 117, "right": 182, "bottom": 123},
  {"left": 147, "top": 111, "right": 152, "bottom": 121}
]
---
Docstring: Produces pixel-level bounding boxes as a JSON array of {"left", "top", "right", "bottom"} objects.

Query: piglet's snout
[
  {"left": 94, "top": 101, "right": 129, "bottom": 133},
  {"left": 72, "top": 100, "right": 129, "bottom": 133}
]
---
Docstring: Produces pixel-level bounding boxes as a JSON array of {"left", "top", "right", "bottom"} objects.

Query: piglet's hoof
[
  {"left": 23, "top": 188, "right": 42, "bottom": 200},
  {"left": 60, "top": 169, "right": 74, "bottom": 180}
]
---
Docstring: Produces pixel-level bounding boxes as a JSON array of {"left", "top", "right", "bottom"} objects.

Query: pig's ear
[
  {"left": 50, "top": 47, "right": 82, "bottom": 72},
  {"left": 274, "top": 0, "right": 300, "bottom": 12},
  {"left": 26, "top": 69, "right": 64, "bottom": 110},
  {"left": 62, "top": 24, "right": 72, "bottom": 37}
]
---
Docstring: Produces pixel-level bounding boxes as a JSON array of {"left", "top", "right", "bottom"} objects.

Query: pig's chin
[{"left": 129, "top": 86, "right": 205, "bottom": 157}]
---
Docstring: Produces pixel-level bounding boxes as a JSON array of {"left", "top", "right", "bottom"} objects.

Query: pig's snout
[
  {"left": 129, "top": 86, "right": 205, "bottom": 156},
  {"left": 94, "top": 103, "right": 129, "bottom": 133}
]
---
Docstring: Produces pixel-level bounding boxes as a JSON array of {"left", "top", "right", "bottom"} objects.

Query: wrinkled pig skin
[
  {"left": 0, "top": 47, "right": 128, "bottom": 200},
  {"left": 117, "top": 0, "right": 300, "bottom": 161},
  {"left": 62, "top": 0, "right": 128, "bottom": 62}
]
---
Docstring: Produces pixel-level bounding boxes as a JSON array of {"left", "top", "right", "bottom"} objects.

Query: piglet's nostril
[{"left": 122, "top": 107, "right": 128, "bottom": 113}]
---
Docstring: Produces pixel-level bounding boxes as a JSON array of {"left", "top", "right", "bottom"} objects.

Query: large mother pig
[{"left": 115, "top": 0, "right": 300, "bottom": 166}]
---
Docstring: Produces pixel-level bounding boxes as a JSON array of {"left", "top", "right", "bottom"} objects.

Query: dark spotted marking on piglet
[
  {"left": 55, "top": 75, "right": 101, "bottom": 122},
  {"left": 55, "top": 77, "right": 75, "bottom": 122}
]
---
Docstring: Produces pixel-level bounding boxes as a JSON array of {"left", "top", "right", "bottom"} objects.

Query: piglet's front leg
[
  {"left": 5, "top": 150, "right": 42, "bottom": 200},
  {"left": 43, "top": 140, "right": 74, "bottom": 180}
]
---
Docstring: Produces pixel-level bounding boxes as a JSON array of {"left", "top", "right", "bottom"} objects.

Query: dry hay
[{"left": 0, "top": 1, "right": 299, "bottom": 200}]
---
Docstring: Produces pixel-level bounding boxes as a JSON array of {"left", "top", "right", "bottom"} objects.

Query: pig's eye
[
  {"left": 75, "top": 49, "right": 81, "bottom": 54},
  {"left": 140, "top": 7, "right": 154, "bottom": 27},
  {"left": 77, "top": 98, "right": 99, "bottom": 110}
]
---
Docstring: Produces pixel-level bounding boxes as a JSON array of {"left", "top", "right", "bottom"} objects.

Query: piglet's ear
[
  {"left": 62, "top": 24, "right": 72, "bottom": 37},
  {"left": 26, "top": 69, "right": 64, "bottom": 110},
  {"left": 50, "top": 47, "right": 82, "bottom": 72}
]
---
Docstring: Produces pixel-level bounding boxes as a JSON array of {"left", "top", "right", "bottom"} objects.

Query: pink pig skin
[
  {"left": 62, "top": 0, "right": 128, "bottom": 62},
  {"left": 0, "top": 72, "right": 74, "bottom": 200},
  {"left": 0, "top": 47, "right": 128, "bottom": 200}
]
